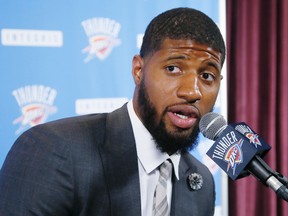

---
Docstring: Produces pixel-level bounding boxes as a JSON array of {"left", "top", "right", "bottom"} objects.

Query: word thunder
[
  {"left": 12, "top": 85, "right": 57, "bottom": 107},
  {"left": 211, "top": 131, "right": 238, "bottom": 160},
  {"left": 81, "top": 17, "right": 121, "bottom": 38}
]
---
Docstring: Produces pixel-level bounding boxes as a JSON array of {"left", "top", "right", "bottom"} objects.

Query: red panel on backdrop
[{"left": 226, "top": 0, "right": 288, "bottom": 215}]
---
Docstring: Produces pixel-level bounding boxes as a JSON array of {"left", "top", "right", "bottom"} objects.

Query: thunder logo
[
  {"left": 235, "top": 124, "right": 262, "bottom": 148},
  {"left": 12, "top": 85, "right": 57, "bottom": 134},
  {"left": 81, "top": 17, "right": 121, "bottom": 62},
  {"left": 224, "top": 139, "right": 244, "bottom": 175},
  {"left": 245, "top": 133, "right": 261, "bottom": 148}
]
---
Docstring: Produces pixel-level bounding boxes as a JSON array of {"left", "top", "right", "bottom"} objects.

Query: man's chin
[
  {"left": 167, "top": 125, "right": 196, "bottom": 138},
  {"left": 154, "top": 129, "right": 200, "bottom": 154}
]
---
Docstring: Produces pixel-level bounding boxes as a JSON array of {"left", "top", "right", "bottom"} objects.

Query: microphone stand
[
  {"left": 269, "top": 168, "right": 288, "bottom": 202},
  {"left": 252, "top": 155, "right": 288, "bottom": 202}
]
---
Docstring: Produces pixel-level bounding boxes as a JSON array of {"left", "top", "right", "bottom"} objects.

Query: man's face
[{"left": 132, "top": 38, "right": 223, "bottom": 154}]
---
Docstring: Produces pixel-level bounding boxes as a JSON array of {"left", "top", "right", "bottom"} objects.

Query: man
[{"left": 0, "top": 7, "right": 225, "bottom": 216}]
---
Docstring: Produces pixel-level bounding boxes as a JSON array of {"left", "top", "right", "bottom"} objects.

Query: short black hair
[{"left": 140, "top": 7, "right": 226, "bottom": 66}]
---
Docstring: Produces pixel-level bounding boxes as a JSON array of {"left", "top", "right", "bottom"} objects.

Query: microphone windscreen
[{"left": 199, "top": 112, "right": 227, "bottom": 140}]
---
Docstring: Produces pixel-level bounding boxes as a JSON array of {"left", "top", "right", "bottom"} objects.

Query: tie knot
[{"left": 159, "top": 160, "right": 172, "bottom": 181}]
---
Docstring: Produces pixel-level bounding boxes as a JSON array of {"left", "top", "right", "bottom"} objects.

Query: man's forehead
[
  {"left": 157, "top": 39, "right": 222, "bottom": 63},
  {"left": 161, "top": 38, "right": 218, "bottom": 51}
]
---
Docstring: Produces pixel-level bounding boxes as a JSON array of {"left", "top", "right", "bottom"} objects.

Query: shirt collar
[{"left": 127, "top": 100, "right": 180, "bottom": 179}]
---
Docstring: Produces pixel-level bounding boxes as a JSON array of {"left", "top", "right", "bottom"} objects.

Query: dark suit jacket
[{"left": 0, "top": 105, "right": 215, "bottom": 216}]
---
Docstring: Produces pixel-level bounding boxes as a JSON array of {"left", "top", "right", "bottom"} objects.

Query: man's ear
[{"left": 132, "top": 55, "right": 144, "bottom": 85}]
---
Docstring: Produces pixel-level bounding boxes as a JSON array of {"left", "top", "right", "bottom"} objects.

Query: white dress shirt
[{"left": 127, "top": 100, "right": 180, "bottom": 216}]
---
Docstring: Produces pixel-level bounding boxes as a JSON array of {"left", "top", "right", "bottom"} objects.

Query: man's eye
[
  {"left": 166, "top": 66, "right": 181, "bottom": 74},
  {"left": 201, "top": 72, "right": 215, "bottom": 81}
]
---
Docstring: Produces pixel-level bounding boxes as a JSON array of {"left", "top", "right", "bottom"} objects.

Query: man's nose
[{"left": 176, "top": 73, "right": 202, "bottom": 103}]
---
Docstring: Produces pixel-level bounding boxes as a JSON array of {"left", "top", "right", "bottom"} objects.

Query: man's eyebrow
[
  {"left": 165, "top": 55, "right": 188, "bottom": 61},
  {"left": 202, "top": 60, "right": 221, "bottom": 71}
]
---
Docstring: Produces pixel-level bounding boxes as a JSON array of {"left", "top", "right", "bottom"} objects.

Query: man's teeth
[{"left": 174, "top": 113, "right": 188, "bottom": 119}]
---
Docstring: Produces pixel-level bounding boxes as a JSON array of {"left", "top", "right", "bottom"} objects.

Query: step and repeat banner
[{"left": 0, "top": 0, "right": 227, "bottom": 215}]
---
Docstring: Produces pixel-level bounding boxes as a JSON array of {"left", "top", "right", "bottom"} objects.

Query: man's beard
[{"left": 137, "top": 80, "right": 200, "bottom": 154}]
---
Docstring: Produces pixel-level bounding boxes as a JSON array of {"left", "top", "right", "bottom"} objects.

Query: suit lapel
[
  {"left": 171, "top": 152, "right": 203, "bottom": 216},
  {"left": 99, "top": 105, "right": 141, "bottom": 216}
]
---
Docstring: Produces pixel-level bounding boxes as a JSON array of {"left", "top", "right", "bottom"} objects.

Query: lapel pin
[{"left": 187, "top": 172, "right": 203, "bottom": 191}]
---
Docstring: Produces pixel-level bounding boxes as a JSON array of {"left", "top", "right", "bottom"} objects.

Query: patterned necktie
[{"left": 153, "top": 160, "right": 173, "bottom": 216}]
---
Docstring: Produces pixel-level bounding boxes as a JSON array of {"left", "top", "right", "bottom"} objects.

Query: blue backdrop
[{"left": 0, "top": 1, "right": 227, "bottom": 215}]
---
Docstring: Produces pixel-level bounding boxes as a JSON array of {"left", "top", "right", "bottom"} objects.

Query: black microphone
[{"left": 199, "top": 112, "right": 288, "bottom": 202}]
